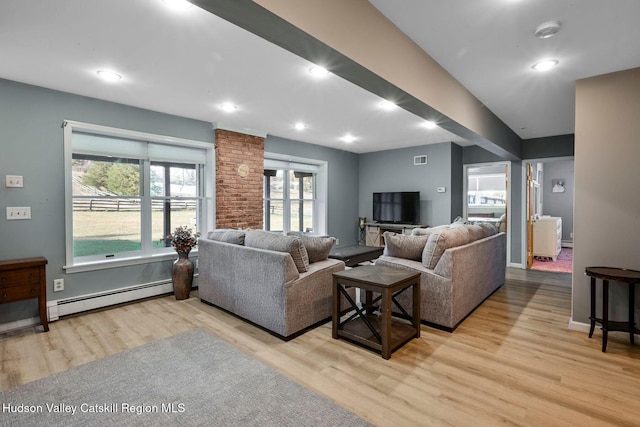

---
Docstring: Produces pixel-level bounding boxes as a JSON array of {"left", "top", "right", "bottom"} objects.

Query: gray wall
[
  {"left": 264, "top": 135, "right": 360, "bottom": 246},
  {"left": 359, "top": 142, "right": 462, "bottom": 227},
  {"left": 542, "top": 159, "right": 574, "bottom": 242},
  {"left": 573, "top": 68, "right": 640, "bottom": 325},
  {"left": 0, "top": 79, "right": 214, "bottom": 324},
  {"left": 522, "top": 134, "right": 574, "bottom": 159}
]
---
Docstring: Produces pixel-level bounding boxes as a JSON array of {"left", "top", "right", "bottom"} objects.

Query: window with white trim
[
  {"left": 263, "top": 155, "right": 327, "bottom": 235},
  {"left": 64, "top": 121, "right": 213, "bottom": 270}
]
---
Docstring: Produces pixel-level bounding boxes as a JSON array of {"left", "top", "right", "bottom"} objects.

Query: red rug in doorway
[{"left": 532, "top": 248, "right": 572, "bottom": 274}]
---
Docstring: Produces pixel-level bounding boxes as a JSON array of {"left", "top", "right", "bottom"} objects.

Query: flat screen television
[{"left": 372, "top": 191, "right": 420, "bottom": 224}]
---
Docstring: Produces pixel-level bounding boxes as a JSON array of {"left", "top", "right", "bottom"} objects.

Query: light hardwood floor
[{"left": 2, "top": 268, "right": 640, "bottom": 426}]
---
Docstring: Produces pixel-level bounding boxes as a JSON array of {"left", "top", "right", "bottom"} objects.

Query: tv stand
[{"left": 365, "top": 222, "right": 426, "bottom": 247}]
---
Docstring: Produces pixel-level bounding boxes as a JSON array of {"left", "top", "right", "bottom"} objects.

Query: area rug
[
  {"left": 1, "top": 328, "right": 371, "bottom": 426},
  {"left": 532, "top": 247, "right": 572, "bottom": 273}
]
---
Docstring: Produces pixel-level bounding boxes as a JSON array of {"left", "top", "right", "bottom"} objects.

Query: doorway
[{"left": 523, "top": 159, "right": 574, "bottom": 274}]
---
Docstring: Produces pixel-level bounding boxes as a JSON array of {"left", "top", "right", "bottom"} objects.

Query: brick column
[{"left": 214, "top": 129, "right": 264, "bottom": 229}]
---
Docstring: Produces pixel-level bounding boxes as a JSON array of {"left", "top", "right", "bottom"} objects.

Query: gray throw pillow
[
  {"left": 207, "top": 229, "right": 245, "bottom": 245},
  {"left": 477, "top": 222, "right": 497, "bottom": 237},
  {"left": 298, "top": 235, "right": 336, "bottom": 263},
  {"left": 244, "top": 230, "right": 309, "bottom": 273},
  {"left": 383, "top": 232, "right": 429, "bottom": 261},
  {"left": 422, "top": 226, "right": 470, "bottom": 269}
]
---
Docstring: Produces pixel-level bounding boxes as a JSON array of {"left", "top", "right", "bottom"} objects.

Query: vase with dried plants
[{"left": 167, "top": 226, "right": 200, "bottom": 300}]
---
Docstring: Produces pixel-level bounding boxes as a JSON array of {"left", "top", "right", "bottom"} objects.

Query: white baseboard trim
[
  {"left": 47, "top": 279, "right": 174, "bottom": 321},
  {"left": 509, "top": 262, "right": 524, "bottom": 269},
  {"left": 562, "top": 241, "right": 574, "bottom": 248},
  {"left": 568, "top": 319, "right": 590, "bottom": 333},
  {"left": 0, "top": 317, "right": 42, "bottom": 334}
]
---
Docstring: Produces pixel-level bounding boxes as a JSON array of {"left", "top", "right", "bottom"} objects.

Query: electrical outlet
[
  {"left": 570, "top": 232, "right": 574, "bottom": 238},
  {"left": 336, "top": 238, "right": 340, "bottom": 246},
  {"left": 6, "top": 207, "right": 31, "bottom": 220},
  {"left": 6, "top": 175, "right": 24, "bottom": 188},
  {"left": 53, "top": 279, "right": 64, "bottom": 292}
]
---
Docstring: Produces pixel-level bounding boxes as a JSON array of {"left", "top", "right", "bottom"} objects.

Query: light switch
[
  {"left": 6, "top": 175, "right": 24, "bottom": 188},
  {"left": 437, "top": 187, "right": 446, "bottom": 193}
]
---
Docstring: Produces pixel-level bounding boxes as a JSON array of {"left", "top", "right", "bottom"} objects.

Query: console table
[
  {"left": 332, "top": 265, "right": 420, "bottom": 359},
  {"left": 365, "top": 223, "right": 426, "bottom": 247},
  {"left": 585, "top": 266, "right": 640, "bottom": 352},
  {"left": 0, "top": 257, "right": 49, "bottom": 332}
]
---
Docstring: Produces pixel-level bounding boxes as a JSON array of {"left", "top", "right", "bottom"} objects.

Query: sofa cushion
[
  {"left": 207, "top": 229, "right": 245, "bottom": 245},
  {"left": 411, "top": 224, "right": 449, "bottom": 236},
  {"left": 422, "top": 226, "right": 470, "bottom": 269},
  {"left": 244, "top": 229, "right": 309, "bottom": 273},
  {"left": 298, "top": 235, "right": 336, "bottom": 263},
  {"left": 383, "top": 232, "right": 430, "bottom": 261}
]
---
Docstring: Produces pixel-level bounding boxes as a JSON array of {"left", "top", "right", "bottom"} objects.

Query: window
[
  {"left": 263, "top": 154, "right": 327, "bottom": 235},
  {"left": 64, "top": 121, "right": 213, "bottom": 271}
]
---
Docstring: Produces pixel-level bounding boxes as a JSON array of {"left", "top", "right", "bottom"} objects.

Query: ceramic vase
[{"left": 172, "top": 250, "right": 194, "bottom": 300}]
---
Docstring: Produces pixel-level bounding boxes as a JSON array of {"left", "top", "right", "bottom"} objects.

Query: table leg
[
  {"left": 332, "top": 278, "right": 340, "bottom": 339},
  {"left": 381, "top": 288, "right": 391, "bottom": 360},
  {"left": 589, "top": 277, "right": 596, "bottom": 338},
  {"left": 629, "top": 283, "right": 635, "bottom": 345},
  {"left": 602, "top": 280, "right": 609, "bottom": 352},
  {"left": 39, "top": 295, "right": 49, "bottom": 332},
  {"left": 366, "top": 290, "right": 374, "bottom": 315},
  {"left": 412, "top": 279, "right": 421, "bottom": 338}
]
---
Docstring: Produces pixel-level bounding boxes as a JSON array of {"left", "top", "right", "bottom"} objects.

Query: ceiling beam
[{"left": 192, "top": 0, "right": 522, "bottom": 160}]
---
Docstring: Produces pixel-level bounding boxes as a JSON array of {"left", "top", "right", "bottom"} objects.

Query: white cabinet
[{"left": 533, "top": 217, "right": 562, "bottom": 261}]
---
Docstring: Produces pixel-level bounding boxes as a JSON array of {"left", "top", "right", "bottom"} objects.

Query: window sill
[{"left": 64, "top": 251, "right": 198, "bottom": 274}]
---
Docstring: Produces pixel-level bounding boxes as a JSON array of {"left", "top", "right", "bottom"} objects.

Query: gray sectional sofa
[
  {"left": 198, "top": 229, "right": 348, "bottom": 340},
  {"left": 375, "top": 224, "right": 506, "bottom": 331}
]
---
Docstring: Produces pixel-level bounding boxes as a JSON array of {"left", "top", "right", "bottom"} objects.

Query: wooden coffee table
[{"left": 332, "top": 265, "right": 420, "bottom": 359}]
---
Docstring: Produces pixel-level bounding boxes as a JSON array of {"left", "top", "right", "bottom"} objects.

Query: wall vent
[{"left": 414, "top": 155, "right": 427, "bottom": 165}]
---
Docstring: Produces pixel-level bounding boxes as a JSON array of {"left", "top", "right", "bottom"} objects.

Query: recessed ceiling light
[
  {"left": 219, "top": 103, "right": 238, "bottom": 113},
  {"left": 422, "top": 120, "right": 438, "bottom": 129},
  {"left": 162, "top": 0, "right": 193, "bottom": 10},
  {"left": 532, "top": 59, "right": 559, "bottom": 71},
  {"left": 294, "top": 122, "right": 306, "bottom": 130},
  {"left": 96, "top": 70, "right": 122, "bottom": 82},
  {"left": 534, "top": 21, "right": 561, "bottom": 39},
  {"left": 340, "top": 134, "right": 357, "bottom": 143},
  {"left": 379, "top": 100, "right": 397, "bottom": 111},
  {"left": 308, "top": 65, "right": 329, "bottom": 77}
]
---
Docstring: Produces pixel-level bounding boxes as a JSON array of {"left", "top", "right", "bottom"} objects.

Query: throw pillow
[
  {"left": 297, "top": 235, "right": 336, "bottom": 263},
  {"left": 383, "top": 232, "right": 429, "bottom": 261},
  {"left": 244, "top": 230, "right": 309, "bottom": 273},
  {"left": 207, "top": 229, "right": 246, "bottom": 245},
  {"left": 422, "top": 226, "right": 470, "bottom": 269},
  {"left": 411, "top": 224, "right": 449, "bottom": 236},
  {"left": 477, "top": 222, "right": 497, "bottom": 237},
  {"left": 451, "top": 223, "right": 484, "bottom": 242}
]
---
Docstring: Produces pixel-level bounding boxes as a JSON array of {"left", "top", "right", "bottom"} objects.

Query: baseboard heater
[{"left": 47, "top": 279, "right": 179, "bottom": 321}]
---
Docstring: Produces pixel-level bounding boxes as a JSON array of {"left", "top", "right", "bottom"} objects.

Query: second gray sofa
[{"left": 375, "top": 224, "right": 506, "bottom": 331}]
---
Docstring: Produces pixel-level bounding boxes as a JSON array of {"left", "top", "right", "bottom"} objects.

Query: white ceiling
[
  {"left": 1, "top": 1, "right": 639, "bottom": 154},
  {"left": 370, "top": 0, "right": 640, "bottom": 140}
]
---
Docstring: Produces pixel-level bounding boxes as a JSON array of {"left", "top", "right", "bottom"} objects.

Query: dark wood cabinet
[{"left": 0, "top": 257, "right": 49, "bottom": 332}]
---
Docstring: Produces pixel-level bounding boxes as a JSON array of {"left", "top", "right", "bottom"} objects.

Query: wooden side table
[
  {"left": 0, "top": 257, "right": 49, "bottom": 332},
  {"left": 332, "top": 265, "right": 420, "bottom": 359},
  {"left": 585, "top": 266, "right": 640, "bottom": 352}
]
